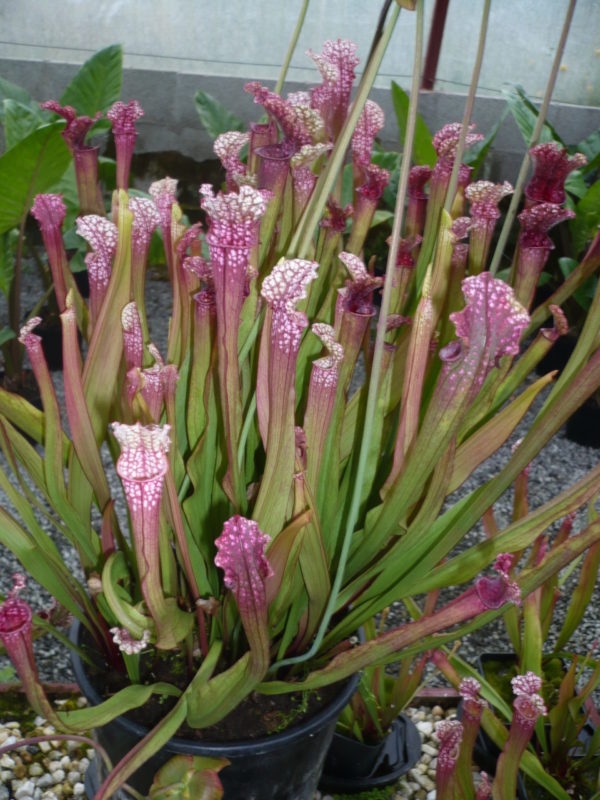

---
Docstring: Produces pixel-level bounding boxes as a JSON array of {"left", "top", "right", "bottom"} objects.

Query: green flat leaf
[
  {"left": 0, "top": 121, "right": 71, "bottom": 234},
  {"left": 564, "top": 170, "right": 588, "bottom": 200},
  {"left": 194, "top": 90, "right": 245, "bottom": 140},
  {"left": 186, "top": 653, "right": 258, "bottom": 728},
  {"left": 3, "top": 99, "right": 45, "bottom": 150},
  {"left": 502, "top": 86, "right": 561, "bottom": 146},
  {"left": 450, "top": 373, "right": 555, "bottom": 493},
  {"left": 371, "top": 145, "right": 401, "bottom": 172},
  {"left": 98, "top": 155, "right": 117, "bottom": 192},
  {"left": 82, "top": 193, "right": 132, "bottom": 441},
  {"left": 0, "top": 327, "right": 15, "bottom": 346},
  {"left": 576, "top": 129, "right": 600, "bottom": 173},
  {"left": 370, "top": 209, "right": 394, "bottom": 227},
  {"left": 571, "top": 180, "right": 600, "bottom": 257},
  {"left": 0, "top": 391, "right": 44, "bottom": 444},
  {"left": 0, "top": 77, "right": 41, "bottom": 122},
  {"left": 464, "top": 106, "right": 509, "bottom": 176},
  {"left": 390, "top": 81, "right": 436, "bottom": 166},
  {"left": 0, "top": 502, "right": 89, "bottom": 628},
  {"left": 60, "top": 682, "right": 181, "bottom": 731},
  {"left": 60, "top": 44, "right": 123, "bottom": 116},
  {"left": 0, "top": 228, "right": 18, "bottom": 296},
  {"left": 558, "top": 256, "right": 596, "bottom": 309}
]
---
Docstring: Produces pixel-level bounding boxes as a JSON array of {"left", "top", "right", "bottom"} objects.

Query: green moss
[
  {"left": 332, "top": 786, "right": 397, "bottom": 800},
  {"left": 0, "top": 690, "right": 37, "bottom": 725}
]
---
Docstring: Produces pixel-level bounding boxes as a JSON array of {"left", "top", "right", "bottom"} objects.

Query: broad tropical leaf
[
  {"left": 194, "top": 90, "right": 245, "bottom": 140},
  {"left": 0, "top": 122, "right": 71, "bottom": 234},
  {"left": 60, "top": 44, "right": 123, "bottom": 117},
  {"left": 391, "top": 80, "right": 436, "bottom": 166},
  {"left": 3, "top": 99, "right": 45, "bottom": 150}
]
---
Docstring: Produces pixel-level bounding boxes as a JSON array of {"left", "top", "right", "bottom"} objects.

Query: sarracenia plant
[
  {"left": 1, "top": 2, "right": 600, "bottom": 797},
  {"left": 432, "top": 448, "right": 600, "bottom": 798}
]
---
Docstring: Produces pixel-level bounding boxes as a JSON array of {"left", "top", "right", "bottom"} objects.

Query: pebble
[
  {"left": 15, "top": 780, "right": 36, "bottom": 798},
  {"left": 416, "top": 720, "right": 434, "bottom": 736}
]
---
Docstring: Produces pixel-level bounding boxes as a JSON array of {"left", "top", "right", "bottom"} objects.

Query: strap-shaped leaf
[
  {"left": 102, "top": 551, "right": 150, "bottom": 639},
  {"left": 59, "top": 682, "right": 180, "bottom": 732},
  {"left": 82, "top": 191, "right": 132, "bottom": 442},
  {"left": 61, "top": 298, "right": 112, "bottom": 511},
  {"left": 186, "top": 652, "right": 258, "bottom": 728},
  {"left": 0, "top": 504, "right": 92, "bottom": 628},
  {"left": 0, "top": 121, "right": 70, "bottom": 234},
  {"left": 448, "top": 372, "right": 554, "bottom": 493}
]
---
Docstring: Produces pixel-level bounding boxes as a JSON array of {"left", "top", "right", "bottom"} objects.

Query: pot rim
[{"left": 69, "top": 619, "right": 359, "bottom": 756}]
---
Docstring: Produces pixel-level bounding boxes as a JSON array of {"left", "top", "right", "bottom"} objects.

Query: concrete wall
[
  {"left": 1, "top": 0, "right": 599, "bottom": 179},
  {"left": 1, "top": 0, "right": 599, "bottom": 104}
]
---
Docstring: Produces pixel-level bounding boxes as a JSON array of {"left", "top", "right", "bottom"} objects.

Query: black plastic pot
[
  {"left": 70, "top": 620, "right": 359, "bottom": 800},
  {"left": 31, "top": 307, "right": 83, "bottom": 372},
  {"left": 319, "top": 713, "right": 421, "bottom": 794}
]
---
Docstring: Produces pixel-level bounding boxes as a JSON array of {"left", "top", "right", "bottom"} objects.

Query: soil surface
[{"left": 80, "top": 627, "right": 342, "bottom": 742}]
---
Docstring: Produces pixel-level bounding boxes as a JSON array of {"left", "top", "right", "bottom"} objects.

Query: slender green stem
[
  {"left": 239, "top": 306, "right": 265, "bottom": 365},
  {"left": 288, "top": 3, "right": 402, "bottom": 259},
  {"left": 442, "top": 0, "right": 491, "bottom": 214},
  {"left": 28, "top": 283, "right": 56, "bottom": 320},
  {"left": 6, "top": 217, "right": 27, "bottom": 377},
  {"left": 238, "top": 391, "right": 257, "bottom": 471},
  {"left": 271, "top": 0, "right": 423, "bottom": 673},
  {"left": 274, "top": 0, "right": 310, "bottom": 95},
  {"left": 489, "top": 0, "right": 578, "bottom": 275}
]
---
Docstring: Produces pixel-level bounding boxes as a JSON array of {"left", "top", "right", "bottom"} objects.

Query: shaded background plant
[{"left": 0, "top": 45, "right": 121, "bottom": 384}]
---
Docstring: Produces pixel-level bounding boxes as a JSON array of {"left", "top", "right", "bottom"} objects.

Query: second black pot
[{"left": 318, "top": 713, "right": 421, "bottom": 794}]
